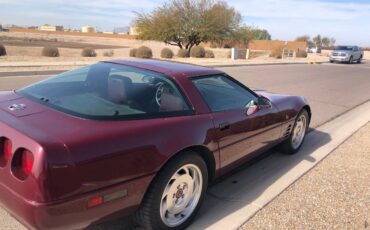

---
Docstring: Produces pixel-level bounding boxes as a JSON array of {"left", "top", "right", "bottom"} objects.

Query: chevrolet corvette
[{"left": 0, "top": 59, "right": 311, "bottom": 230}]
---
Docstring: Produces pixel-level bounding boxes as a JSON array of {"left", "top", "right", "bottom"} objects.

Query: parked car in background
[
  {"left": 0, "top": 60, "right": 311, "bottom": 230},
  {"left": 330, "top": 46, "right": 363, "bottom": 63},
  {"left": 307, "top": 45, "right": 322, "bottom": 54}
]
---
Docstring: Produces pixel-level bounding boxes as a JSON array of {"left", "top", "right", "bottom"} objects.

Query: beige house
[
  {"left": 38, "top": 24, "right": 63, "bottom": 32},
  {"left": 129, "top": 26, "right": 139, "bottom": 36},
  {"left": 81, "top": 26, "right": 96, "bottom": 33}
]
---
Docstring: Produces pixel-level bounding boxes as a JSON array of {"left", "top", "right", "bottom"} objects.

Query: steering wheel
[{"left": 155, "top": 83, "right": 164, "bottom": 106}]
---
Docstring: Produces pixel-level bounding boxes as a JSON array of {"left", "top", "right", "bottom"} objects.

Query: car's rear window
[{"left": 17, "top": 62, "right": 192, "bottom": 120}]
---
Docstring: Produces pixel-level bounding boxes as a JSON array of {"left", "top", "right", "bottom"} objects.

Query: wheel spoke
[{"left": 291, "top": 114, "right": 307, "bottom": 149}]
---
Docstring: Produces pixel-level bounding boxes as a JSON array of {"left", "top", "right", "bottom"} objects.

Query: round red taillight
[
  {"left": 4, "top": 139, "right": 12, "bottom": 162},
  {"left": 0, "top": 137, "right": 12, "bottom": 167},
  {"left": 11, "top": 148, "right": 34, "bottom": 180},
  {"left": 21, "top": 150, "right": 34, "bottom": 176}
]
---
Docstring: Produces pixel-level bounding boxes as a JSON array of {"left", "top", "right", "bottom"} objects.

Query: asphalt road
[
  {"left": 0, "top": 61, "right": 369, "bottom": 229},
  {"left": 1, "top": 61, "right": 369, "bottom": 128}
]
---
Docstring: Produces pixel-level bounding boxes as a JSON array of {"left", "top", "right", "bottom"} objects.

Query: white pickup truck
[{"left": 330, "top": 46, "right": 364, "bottom": 64}]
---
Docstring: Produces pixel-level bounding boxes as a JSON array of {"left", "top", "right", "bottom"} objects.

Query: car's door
[{"left": 192, "top": 75, "right": 281, "bottom": 172}]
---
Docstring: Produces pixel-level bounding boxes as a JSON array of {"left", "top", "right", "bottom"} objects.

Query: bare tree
[
  {"left": 329, "top": 37, "right": 336, "bottom": 47},
  {"left": 322, "top": 37, "right": 330, "bottom": 47}
]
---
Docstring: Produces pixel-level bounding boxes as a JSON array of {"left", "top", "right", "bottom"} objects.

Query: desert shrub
[
  {"left": 81, "top": 47, "right": 97, "bottom": 57},
  {"left": 103, "top": 50, "right": 114, "bottom": 57},
  {"left": 205, "top": 49, "right": 215, "bottom": 58},
  {"left": 190, "top": 46, "right": 206, "bottom": 58},
  {"left": 42, "top": 46, "right": 60, "bottom": 57},
  {"left": 161, "top": 48, "right": 174, "bottom": 59},
  {"left": 129, "top": 48, "right": 137, "bottom": 57},
  {"left": 296, "top": 50, "right": 308, "bottom": 58},
  {"left": 0, "top": 43, "right": 6, "bottom": 56},
  {"left": 223, "top": 44, "right": 232, "bottom": 49},
  {"left": 177, "top": 49, "right": 190, "bottom": 58},
  {"left": 135, "top": 46, "right": 153, "bottom": 59},
  {"left": 270, "top": 46, "right": 284, "bottom": 59},
  {"left": 209, "top": 43, "right": 218, "bottom": 49}
]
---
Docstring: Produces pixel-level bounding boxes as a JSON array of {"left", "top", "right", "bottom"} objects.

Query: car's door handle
[{"left": 219, "top": 122, "right": 230, "bottom": 131}]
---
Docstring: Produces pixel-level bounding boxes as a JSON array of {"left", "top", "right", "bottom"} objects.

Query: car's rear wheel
[
  {"left": 136, "top": 152, "right": 208, "bottom": 230},
  {"left": 277, "top": 109, "right": 309, "bottom": 154}
]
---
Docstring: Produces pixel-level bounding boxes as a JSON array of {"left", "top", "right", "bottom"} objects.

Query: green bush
[
  {"left": 136, "top": 46, "right": 153, "bottom": 59},
  {"left": 161, "top": 48, "right": 174, "bottom": 59},
  {"left": 42, "top": 46, "right": 60, "bottom": 57},
  {"left": 129, "top": 48, "right": 137, "bottom": 57},
  {"left": 103, "top": 50, "right": 114, "bottom": 57},
  {"left": 296, "top": 50, "right": 308, "bottom": 58},
  {"left": 177, "top": 49, "right": 190, "bottom": 58},
  {"left": 205, "top": 49, "right": 215, "bottom": 58},
  {"left": 190, "top": 46, "right": 206, "bottom": 58},
  {"left": 81, "top": 47, "right": 97, "bottom": 57},
  {"left": 0, "top": 44, "right": 6, "bottom": 56}
]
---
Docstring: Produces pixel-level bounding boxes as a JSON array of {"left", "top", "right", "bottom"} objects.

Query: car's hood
[
  {"left": 254, "top": 89, "right": 308, "bottom": 119},
  {"left": 254, "top": 89, "right": 294, "bottom": 104}
]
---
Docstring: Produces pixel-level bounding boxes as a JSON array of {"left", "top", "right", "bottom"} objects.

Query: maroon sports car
[{"left": 0, "top": 59, "right": 310, "bottom": 230}]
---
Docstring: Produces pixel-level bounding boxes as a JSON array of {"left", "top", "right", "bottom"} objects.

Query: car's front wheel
[
  {"left": 358, "top": 56, "right": 363, "bottom": 63},
  {"left": 278, "top": 109, "right": 309, "bottom": 154},
  {"left": 136, "top": 151, "right": 208, "bottom": 230},
  {"left": 348, "top": 56, "right": 353, "bottom": 64}
]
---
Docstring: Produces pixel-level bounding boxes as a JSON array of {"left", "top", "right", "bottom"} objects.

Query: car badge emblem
[{"left": 8, "top": 104, "right": 27, "bottom": 111}]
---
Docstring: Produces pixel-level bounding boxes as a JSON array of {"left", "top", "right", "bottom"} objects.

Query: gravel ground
[
  {"left": 0, "top": 208, "right": 26, "bottom": 230},
  {"left": 241, "top": 122, "right": 370, "bottom": 230}
]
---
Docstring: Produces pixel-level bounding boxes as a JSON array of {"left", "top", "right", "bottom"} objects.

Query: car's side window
[{"left": 192, "top": 75, "right": 257, "bottom": 112}]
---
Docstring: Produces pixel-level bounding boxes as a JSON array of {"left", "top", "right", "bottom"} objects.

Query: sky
[{"left": 0, "top": 0, "right": 370, "bottom": 46}]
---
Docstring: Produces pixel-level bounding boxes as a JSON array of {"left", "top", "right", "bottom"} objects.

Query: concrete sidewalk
[{"left": 241, "top": 122, "right": 370, "bottom": 229}]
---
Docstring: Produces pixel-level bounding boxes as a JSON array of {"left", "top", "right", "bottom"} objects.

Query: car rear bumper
[{"left": 0, "top": 174, "right": 154, "bottom": 230}]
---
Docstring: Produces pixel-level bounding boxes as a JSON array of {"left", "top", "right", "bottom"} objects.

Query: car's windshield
[
  {"left": 334, "top": 46, "right": 354, "bottom": 51},
  {"left": 17, "top": 62, "right": 191, "bottom": 120}
]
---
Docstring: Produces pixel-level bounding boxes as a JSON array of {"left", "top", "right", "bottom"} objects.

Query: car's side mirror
[
  {"left": 257, "top": 96, "right": 272, "bottom": 109},
  {"left": 246, "top": 104, "right": 259, "bottom": 116},
  {"left": 245, "top": 97, "right": 272, "bottom": 116}
]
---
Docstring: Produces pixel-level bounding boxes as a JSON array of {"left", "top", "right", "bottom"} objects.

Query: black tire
[
  {"left": 330, "top": 60, "right": 334, "bottom": 63},
  {"left": 277, "top": 109, "right": 309, "bottom": 155},
  {"left": 135, "top": 151, "right": 208, "bottom": 230},
  {"left": 358, "top": 56, "right": 363, "bottom": 63},
  {"left": 348, "top": 56, "right": 353, "bottom": 64}
]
